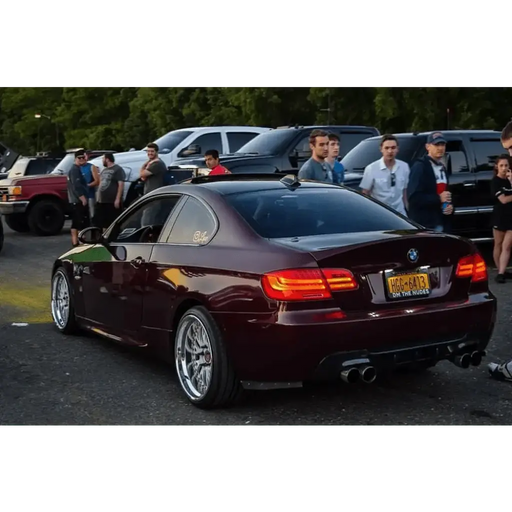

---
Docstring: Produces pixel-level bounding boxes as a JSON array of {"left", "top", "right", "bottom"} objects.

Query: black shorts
[
  {"left": 71, "top": 203, "right": 90, "bottom": 231},
  {"left": 93, "top": 202, "right": 121, "bottom": 229}
]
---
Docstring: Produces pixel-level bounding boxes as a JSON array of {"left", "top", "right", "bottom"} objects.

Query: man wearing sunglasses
[
  {"left": 360, "top": 134, "right": 410, "bottom": 216},
  {"left": 487, "top": 121, "right": 512, "bottom": 383},
  {"left": 67, "top": 149, "right": 90, "bottom": 247}
]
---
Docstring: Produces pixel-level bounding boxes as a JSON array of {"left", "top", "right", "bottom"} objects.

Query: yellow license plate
[{"left": 386, "top": 272, "right": 431, "bottom": 299}]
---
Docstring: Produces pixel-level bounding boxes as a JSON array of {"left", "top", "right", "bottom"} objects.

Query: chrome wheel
[
  {"left": 51, "top": 271, "right": 70, "bottom": 330},
  {"left": 175, "top": 314, "right": 214, "bottom": 401}
]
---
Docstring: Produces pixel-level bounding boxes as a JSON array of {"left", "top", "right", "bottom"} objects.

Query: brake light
[
  {"left": 455, "top": 254, "right": 487, "bottom": 282},
  {"left": 262, "top": 268, "right": 358, "bottom": 301}
]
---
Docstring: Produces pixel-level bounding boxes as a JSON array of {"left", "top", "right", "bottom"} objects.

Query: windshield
[
  {"left": 7, "top": 159, "right": 28, "bottom": 176},
  {"left": 154, "top": 130, "right": 193, "bottom": 152},
  {"left": 235, "top": 130, "right": 296, "bottom": 155},
  {"left": 342, "top": 136, "right": 424, "bottom": 172},
  {"left": 51, "top": 154, "right": 75, "bottom": 175},
  {"left": 224, "top": 187, "right": 414, "bottom": 238}
]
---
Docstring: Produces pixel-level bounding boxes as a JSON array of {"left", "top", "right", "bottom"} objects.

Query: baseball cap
[{"left": 427, "top": 132, "right": 447, "bottom": 145}]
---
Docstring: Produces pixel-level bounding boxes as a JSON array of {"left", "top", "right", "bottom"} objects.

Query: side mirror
[
  {"left": 178, "top": 144, "right": 201, "bottom": 157},
  {"left": 78, "top": 226, "right": 103, "bottom": 245}
]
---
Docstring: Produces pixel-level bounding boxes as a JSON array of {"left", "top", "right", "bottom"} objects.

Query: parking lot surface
[{"left": 1, "top": 222, "right": 512, "bottom": 425}]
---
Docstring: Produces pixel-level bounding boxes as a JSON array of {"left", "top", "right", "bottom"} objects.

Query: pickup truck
[
  {"left": 170, "top": 125, "right": 380, "bottom": 176},
  {"left": 341, "top": 130, "right": 506, "bottom": 241},
  {"left": 0, "top": 149, "right": 118, "bottom": 236}
]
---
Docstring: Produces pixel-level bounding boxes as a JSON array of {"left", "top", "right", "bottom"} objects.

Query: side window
[
  {"left": 292, "top": 135, "right": 310, "bottom": 154},
  {"left": 25, "top": 160, "right": 53, "bottom": 176},
  {"left": 445, "top": 141, "right": 469, "bottom": 174},
  {"left": 166, "top": 196, "right": 216, "bottom": 245},
  {"left": 338, "top": 133, "right": 372, "bottom": 158},
  {"left": 110, "top": 195, "right": 181, "bottom": 244},
  {"left": 227, "top": 132, "right": 259, "bottom": 152},
  {"left": 191, "top": 133, "right": 223, "bottom": 155},
  {"left": 472, "top": 140, "right": 505, "bottom": 172}
]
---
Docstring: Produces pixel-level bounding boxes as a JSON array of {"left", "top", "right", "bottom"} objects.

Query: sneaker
[
  {"left": 495, "top": 274, "right": 506, "bottom": 284},
  {"left": 488, "top": 361, "right": 512, "bottom": 382}
]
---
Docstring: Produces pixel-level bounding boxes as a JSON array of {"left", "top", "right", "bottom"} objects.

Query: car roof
[
  {"left": 148, "top": 175, "right": 342, "bottom": 198},
  {"left": 363, "top": 130, "right": 500, "bottom": 142},
  {"left": 275, "top": 125, "right": 379, "bottom": 132}
]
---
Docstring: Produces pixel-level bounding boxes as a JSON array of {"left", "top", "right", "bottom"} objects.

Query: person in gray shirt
[
  {"left": 93, "top": 153, "right": 126, "bottom": 231},
  {"left": 67, "top": 149, "right": 90, "bottom": 247},
  {"left": 298, "top": 129, "right": 332, "bottom": 183},
  {"left": 140, "top": 142, "right": 167, "bottom": 195}
]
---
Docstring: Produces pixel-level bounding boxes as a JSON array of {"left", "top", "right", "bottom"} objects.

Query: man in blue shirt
[{"left": 326, "top": 133, "right": 345, "bottom": 184}]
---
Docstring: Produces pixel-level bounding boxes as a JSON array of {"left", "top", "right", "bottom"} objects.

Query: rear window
[
  {"left": 224, "top": 187, "right": 414, "bottom": 238},
  {"left": 342, "top": 137, "right": 423, "bottom": 172}
]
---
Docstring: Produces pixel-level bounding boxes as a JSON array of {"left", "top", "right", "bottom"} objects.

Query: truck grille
[{"left": 0, "top": 187, "right": 8, "bottom": 196}]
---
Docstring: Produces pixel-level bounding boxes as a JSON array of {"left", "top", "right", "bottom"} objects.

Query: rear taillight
[
  {"left": 262, "top": 268, "right": 358, "bottom": 301},
  {"left": 455, "top": 254, "right": 487, "bottom": 282}
]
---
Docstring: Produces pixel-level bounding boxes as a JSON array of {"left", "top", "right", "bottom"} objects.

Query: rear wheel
[
  {"left": 4, "top": 213, "right": 29, "bottom": 232},
  {"left": 28, "top": 199, "right": 65, "bottom": 236},
  {"left": 51, "top": 268, "right": 79, "bottom": 334},
  {"left": 174, "top": 306, "right": 243, "bottom": 408}
]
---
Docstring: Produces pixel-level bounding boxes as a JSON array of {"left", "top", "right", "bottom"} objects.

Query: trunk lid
[{"left": 270, "top": 230, "right": 477, "bottom": 311}]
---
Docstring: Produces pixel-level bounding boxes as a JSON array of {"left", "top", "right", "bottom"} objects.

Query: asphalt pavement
[{"left": 1, "top": 221, "right": 512, "bottom": 425}]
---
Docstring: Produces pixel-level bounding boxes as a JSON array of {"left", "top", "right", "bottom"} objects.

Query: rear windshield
[
  {"left": 342, "top": 137, "right": 424, "bottom": 172},
  {"left": 224, "top": 187, "right": 415, "bottom": 238},
  {"left": 235, "top": 130, "right": 296, "bottom": 155}
]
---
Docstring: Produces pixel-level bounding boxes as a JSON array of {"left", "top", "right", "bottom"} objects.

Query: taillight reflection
[{"left": 455, "top": 254, "right": 487, "bottom": 283}]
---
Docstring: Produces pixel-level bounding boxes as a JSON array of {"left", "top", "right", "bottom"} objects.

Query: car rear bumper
[
  {"left": 213, "top": 292, "right": 497, "bottom": 382},
  {"left": 0, "top": 201, "right": 29, "bottom": 214}
]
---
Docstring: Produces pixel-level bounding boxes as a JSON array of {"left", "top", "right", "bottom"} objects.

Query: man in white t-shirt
[{"left": 359, "top": 134, "right": 410, "bottom": 216}]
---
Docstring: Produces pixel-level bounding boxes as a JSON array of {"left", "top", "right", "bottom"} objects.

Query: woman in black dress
[{"left": 491, "top": 155, "right": 512, "bottom": 283}]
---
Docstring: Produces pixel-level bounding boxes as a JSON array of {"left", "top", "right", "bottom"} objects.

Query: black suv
[
  {"left": 169, "top": 125, "right": 380, "bottom": 179},
  {"left": 341, "top": 130, "right": 506, "bottom": 242}
]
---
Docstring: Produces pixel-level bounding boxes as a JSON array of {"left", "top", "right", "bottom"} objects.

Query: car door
[
  {"left": 466, "top": 136, "right": 505, "bottom": 239},
  {"left": 81, "top": 194, "right": 184, "bottom": 343},
  {"left": 441, "top": 136, "right": 480, "bottom": 238}
]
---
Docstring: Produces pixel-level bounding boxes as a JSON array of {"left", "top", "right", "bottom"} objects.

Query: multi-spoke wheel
[
  {"left": 175, "top": 306, "right": 242, "bottom": 408},
  {"left": 51, "top": 268, "right": 78, "bottom": 334}
]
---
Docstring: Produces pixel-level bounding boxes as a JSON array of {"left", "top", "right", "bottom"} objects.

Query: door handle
[
  {"left": 130, "top": 257, "right": 145, "bottom": 269},
  {"left": 463, "top": 182, "right": 476, "bottom": 188}
]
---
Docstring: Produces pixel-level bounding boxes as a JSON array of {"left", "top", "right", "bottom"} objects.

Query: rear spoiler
[{"left": 0, "top": 142, "right": 20, "bottom": 174}]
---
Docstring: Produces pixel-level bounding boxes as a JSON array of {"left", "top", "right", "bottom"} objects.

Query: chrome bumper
[{"left": 0, "top": 201, "right": 29, "bottom": 214}]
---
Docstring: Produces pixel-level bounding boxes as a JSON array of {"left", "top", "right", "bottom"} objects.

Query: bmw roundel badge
[{"left": 407, "top": 248, "right": 419, "bottom": 263}]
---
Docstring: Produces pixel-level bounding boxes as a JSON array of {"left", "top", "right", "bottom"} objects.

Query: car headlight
[{"left": 8, "top": 186, "right": 22, "bottom": 196}]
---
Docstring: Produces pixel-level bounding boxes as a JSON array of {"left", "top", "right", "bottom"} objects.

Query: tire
[
  {"left": 0, "top": 220, "right": 4, "bottom": 253},
  {"left": 28, "top": 199, "right": 65, "bottom": 236},
  {"left": 4, "top": 213, "right": 30, "bottom": 232},
  {"left": 51, "top": 267, "right": 79, "bottom": 335},
  {"left": 174, "top": 306, "right": 243, "bottom": 409}
]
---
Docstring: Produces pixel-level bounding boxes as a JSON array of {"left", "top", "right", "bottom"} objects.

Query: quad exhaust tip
[
  {"left": 360, "top": 365, "right": 377, "bottom": 383},
  {"left": 340, "top": 368, "right": 360, "bottom": 384}
]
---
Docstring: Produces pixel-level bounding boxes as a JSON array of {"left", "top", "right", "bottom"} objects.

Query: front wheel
[
  {"left": 28, "top": 200, "right": 65, "bottom": 236},
  {"left": 174, "top": 306, "right": 243, "bottom": 409},
  {"left": 51, "top": 268, "right": 79, "bottom": 334}
]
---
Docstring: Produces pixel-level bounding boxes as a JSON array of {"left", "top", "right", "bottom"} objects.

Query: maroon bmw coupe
[{"left": 51, "top": 174, "right": 497, "bottom": 408}]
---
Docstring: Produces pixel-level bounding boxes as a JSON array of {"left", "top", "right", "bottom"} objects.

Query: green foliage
[{"left": 1, "top": 87, "right": 512, "bottom": 155}]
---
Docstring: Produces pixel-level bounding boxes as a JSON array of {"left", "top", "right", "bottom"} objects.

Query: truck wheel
[
  {"left": 28, "top": 199, "right": 65, "bottom": 236},
  {"left": 4, "top": 213, "right": 30, "bottom": 232}
]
